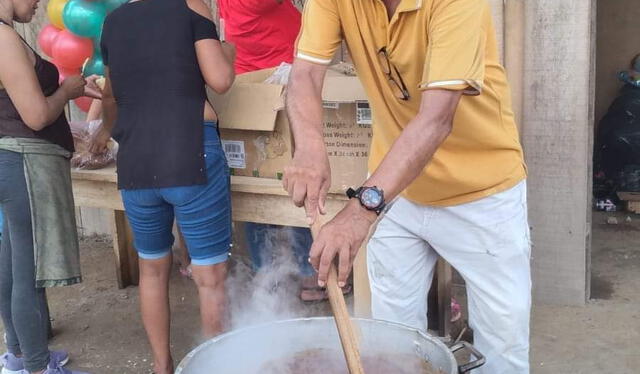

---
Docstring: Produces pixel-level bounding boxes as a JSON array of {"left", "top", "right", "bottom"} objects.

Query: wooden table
[{"left": 71, "top": 166, "right": 452, "bottom": 334}]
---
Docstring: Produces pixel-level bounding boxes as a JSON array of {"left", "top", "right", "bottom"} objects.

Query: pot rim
[{"left": 175, "top": 317, "right": 459, "bottom": 374}]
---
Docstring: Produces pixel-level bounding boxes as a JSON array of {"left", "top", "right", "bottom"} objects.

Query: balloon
[
  {"left": 47, "top": 0, "right": 68, "bottom": 29},
  {"left": 37, "top": 24, "right": 62, "bottom": 58},
  {"left": 51, "top": 30, "right": 93, "bottom": 69},
  {"left": 104, "top": 0, "right": 129, "bottom": 13},
  {"left": 63, "top": 0, "right": 107, "bottom": 39},
  {"left": 74, "top": 96, "right": 93, "bottom": 113},
  {"left": 83, "top": 53, "right": 104, "bottom": 77}
]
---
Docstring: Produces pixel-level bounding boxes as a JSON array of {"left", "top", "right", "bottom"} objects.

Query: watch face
[{"left": 361, "top": 188, "right": 383, "bottom": 209}]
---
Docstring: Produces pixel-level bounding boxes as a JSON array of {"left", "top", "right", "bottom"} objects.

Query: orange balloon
[{"left": 47, "top": 0, "right": 68, "bottom": 29}]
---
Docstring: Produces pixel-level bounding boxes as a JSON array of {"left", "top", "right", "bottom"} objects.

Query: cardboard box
[{"left": 208, "top": 66, "right": 371, "bottom": 193}]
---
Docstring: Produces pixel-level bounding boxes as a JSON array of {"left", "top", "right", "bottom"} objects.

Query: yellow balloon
[{"left": 47, "top": 0, "right": 68, "bottom": 30}]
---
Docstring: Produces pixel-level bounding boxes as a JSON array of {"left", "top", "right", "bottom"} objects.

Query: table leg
[
  {"left": 437, "top": 258, "right": 453, "bottom": 338},
  {"left": 111, "top": 210, "right": 139, "bottom": 288}
]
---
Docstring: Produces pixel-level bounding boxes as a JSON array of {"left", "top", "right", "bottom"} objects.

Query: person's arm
[
  {"left": 88, "top": 68, "right": 116, "bottom": 153},
  {"left": 188, "top": 0, "right": 235, "bottom": 93},
  {"left": 282, "top": 0, "right": 342, "bottom": 222},
  {"left": 283, "top": 60, "right": 331, "bottom": 221},
  {"left": 0, "top": 27, "right": 85, "bottom": 130},
  {"left": 308, "top": 90, "right": 460, "bottom": 287}
]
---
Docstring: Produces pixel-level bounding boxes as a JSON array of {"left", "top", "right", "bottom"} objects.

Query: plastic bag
[
  {"left": 69, "top": 120, "right": 118, "bottom": 170},
  {"left": 263, "top": 63, "right": 292, "bottom": 85}
]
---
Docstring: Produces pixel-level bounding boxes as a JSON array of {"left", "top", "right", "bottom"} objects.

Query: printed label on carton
[
  {"left": 222, "top": 140, "right": 246, "bottom": 169},
  {"left": 356, "top": 101, "right": 372, "bottom": 126}
]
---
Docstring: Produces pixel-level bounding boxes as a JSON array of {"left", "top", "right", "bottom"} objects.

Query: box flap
[
  {"left": 208, "top": 82, "right": 284, "bottom": 132},
  {"left": 235, "top": 68, "right": 278, "bottom": 84},
  {"left": 322, "top": 69, "right": 368, "bottom": 102}
]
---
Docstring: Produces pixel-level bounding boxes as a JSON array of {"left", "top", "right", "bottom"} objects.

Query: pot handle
[{"left": 450, "top": 341, "right": 486, "bottom": 373}]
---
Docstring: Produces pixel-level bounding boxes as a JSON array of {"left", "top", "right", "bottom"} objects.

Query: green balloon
[
  {"left": 104, "top": 0, "right": 129, "bottom": 13},
  {"left": 63, "top": 0, "right": 107, "bottom": 39},
  {"left": 83, "top": 53, "right": 105, "bottom": 77}
]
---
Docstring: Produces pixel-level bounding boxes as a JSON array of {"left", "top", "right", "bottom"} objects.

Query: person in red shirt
[
  {"left": 217, "top": 0, "right": 342, "bottom": 301},
  {"left": 217, "top": 0, "right": 301, "bottom": 73}
]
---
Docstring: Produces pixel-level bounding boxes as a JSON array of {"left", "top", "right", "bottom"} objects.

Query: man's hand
[
  {"left": 283, "top": 142, "right": 331, "bottom": 224},
  {"left": 310, "top": 199, "right": 377, "bottom": 288},
  {"left": 83, "top": 74, "right": 103, "bottom": 99},
  {"left": 88, "top": 123, "right": 112, "bottom": 154}
]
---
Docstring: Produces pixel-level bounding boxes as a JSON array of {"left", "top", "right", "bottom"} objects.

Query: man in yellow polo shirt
[{"left": 283, "top": 0, "right": 530, "bottom": 372}]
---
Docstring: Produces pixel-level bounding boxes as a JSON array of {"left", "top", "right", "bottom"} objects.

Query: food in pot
[{"left": 259, "top": 348, "right": 445, "bottom": 374}]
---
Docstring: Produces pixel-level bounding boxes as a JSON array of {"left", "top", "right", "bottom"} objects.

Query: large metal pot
[{"left": 176, "top": 318, "right": 484, "bottom": 374}]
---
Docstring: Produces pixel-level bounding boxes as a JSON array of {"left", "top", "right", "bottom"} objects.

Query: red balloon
[
  {"left": 51, "top": 30, "right": 93, "bottom": 69},
  {"left": 74, "top": 96, "right": 92, "bottom": 113},
  {"left": 37, "top": 24, "right": 62, "bottom": 58}
]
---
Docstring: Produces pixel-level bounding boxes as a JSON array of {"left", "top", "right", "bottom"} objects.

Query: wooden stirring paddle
[{"left": 310, "top": 217, "right": 365, "bottom": 374}]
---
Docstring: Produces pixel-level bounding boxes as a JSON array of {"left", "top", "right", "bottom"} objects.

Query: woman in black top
[
  {"left": 92, "top": 0, "right": 235, "bottom": 372},
  {"left": 0, "top": 1, "right": 93, "bottom": 373}
]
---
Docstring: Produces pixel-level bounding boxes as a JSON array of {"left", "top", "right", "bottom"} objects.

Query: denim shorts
[{"left": 121, "top": 122, "right": 231, "bottom": 266}]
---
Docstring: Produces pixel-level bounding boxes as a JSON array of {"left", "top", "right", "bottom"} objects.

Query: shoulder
[
  {"left": 0, "top": 24, "right": 22, "bottom": 46},
  {"left": 186, "top": 0, "right": 213, "bottom": 20},
  {"left": 0, "top": 25, "right": 28, "bottom": 60}
]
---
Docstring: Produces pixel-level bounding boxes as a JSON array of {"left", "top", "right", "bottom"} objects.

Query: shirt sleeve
[
  {"left": 419, "top": 0, "right": 487, "bottom": 95},
  {"left": 191, "top": 11, "right": 220, "bottom": 42},
  {"left": 100, "top": 18, "right": 110, "bottom": 66},
  {"left": 295, "top": 0, "right": 342, "bottom": 65}
]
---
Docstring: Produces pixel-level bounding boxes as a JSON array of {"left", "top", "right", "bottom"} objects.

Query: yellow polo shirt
[{"left": 296, "top": 0, "right": 526, "bottom": 206}]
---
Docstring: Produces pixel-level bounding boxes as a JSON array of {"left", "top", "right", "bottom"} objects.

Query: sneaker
[
  {"left": 44, "top": 364, "right": 89, "bottom": 374},
  {"left": 1, "top": 351, "right": 69, "bottom": 374}
]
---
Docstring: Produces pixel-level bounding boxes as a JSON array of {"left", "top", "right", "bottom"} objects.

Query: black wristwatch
[{"left": 346, "top": 186, "right": 386, "bottom": 215}]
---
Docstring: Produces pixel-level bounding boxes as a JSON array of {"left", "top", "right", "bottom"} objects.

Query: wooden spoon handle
[{"left": 311, "top": 218, "right": 365, "bottom": 374}]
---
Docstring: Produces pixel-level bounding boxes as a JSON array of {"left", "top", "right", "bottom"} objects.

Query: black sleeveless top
[
  {"left": 0, "top": 21, "right": 74, "bottom": 153},
  {"left": 101, "top": 0, "right": 219, "bottom": 190}
]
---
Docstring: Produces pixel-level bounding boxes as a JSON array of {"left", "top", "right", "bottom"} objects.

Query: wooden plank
[
  {"left": 231, "top": 191, "right": 346, "bottom": 228},
  {"left": 522, "top": 0, "right": 594, "bottom": 305},
  {"left": 72, "top": 179, "right": 124, "bottom": 210}
]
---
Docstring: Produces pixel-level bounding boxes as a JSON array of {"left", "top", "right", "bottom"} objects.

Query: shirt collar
[{"left": 396, "top": 0, "right": 423, "bottom": 13}]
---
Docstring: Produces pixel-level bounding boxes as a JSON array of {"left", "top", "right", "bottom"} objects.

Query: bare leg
[
  {"left": 191, "top": 262, "right": 227, "bottom": 338},
  {"left": 139, "top": 255, "right": 174, "bottom": 374}
]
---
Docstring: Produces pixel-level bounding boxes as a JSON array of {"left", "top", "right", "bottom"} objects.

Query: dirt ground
[{"left": 0, "top": 211, "right": 638, "bottom": 373}]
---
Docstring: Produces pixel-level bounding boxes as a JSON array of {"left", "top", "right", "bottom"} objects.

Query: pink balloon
[
  {"left": 51, "top": 30, "right": 93, "bottom": 69},
  {"left": 37, "top": 24, "right": 62, "bottom": 58},
  {"left": 74, "top": 96, "right": 92, "bottom": 113}
]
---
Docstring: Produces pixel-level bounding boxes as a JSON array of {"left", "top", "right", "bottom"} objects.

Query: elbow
[
  {"left": 209, "top": 73, "right": 235, "bottom": 94},
  {"left": 22, "top": 111, "right": 49, "bottom": 131}
]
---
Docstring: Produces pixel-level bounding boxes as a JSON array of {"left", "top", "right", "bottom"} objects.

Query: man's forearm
[
  {"left": 286, "top": 67, "right": 326, "bottom": 153},
  {"left": 364, "top": 91, "right": 461, "bottom": 202}
]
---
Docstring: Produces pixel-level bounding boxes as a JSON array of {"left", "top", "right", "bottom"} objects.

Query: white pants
[{"left": 368, "top": 181, "right": 531, "bottom": 374}]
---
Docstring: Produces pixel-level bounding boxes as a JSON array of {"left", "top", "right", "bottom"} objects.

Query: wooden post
[
  {"left": 437, "top": 259, "right": 453, "bottom": 338},
  {"left": 111, "top": 210, "right": 139, "bottom": 288},
  {"left": 521, "top": 0, "right": 595, "bottom": 305},
  {"left": 504, "top": 0, "right": 525, "bottom": 129}
]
